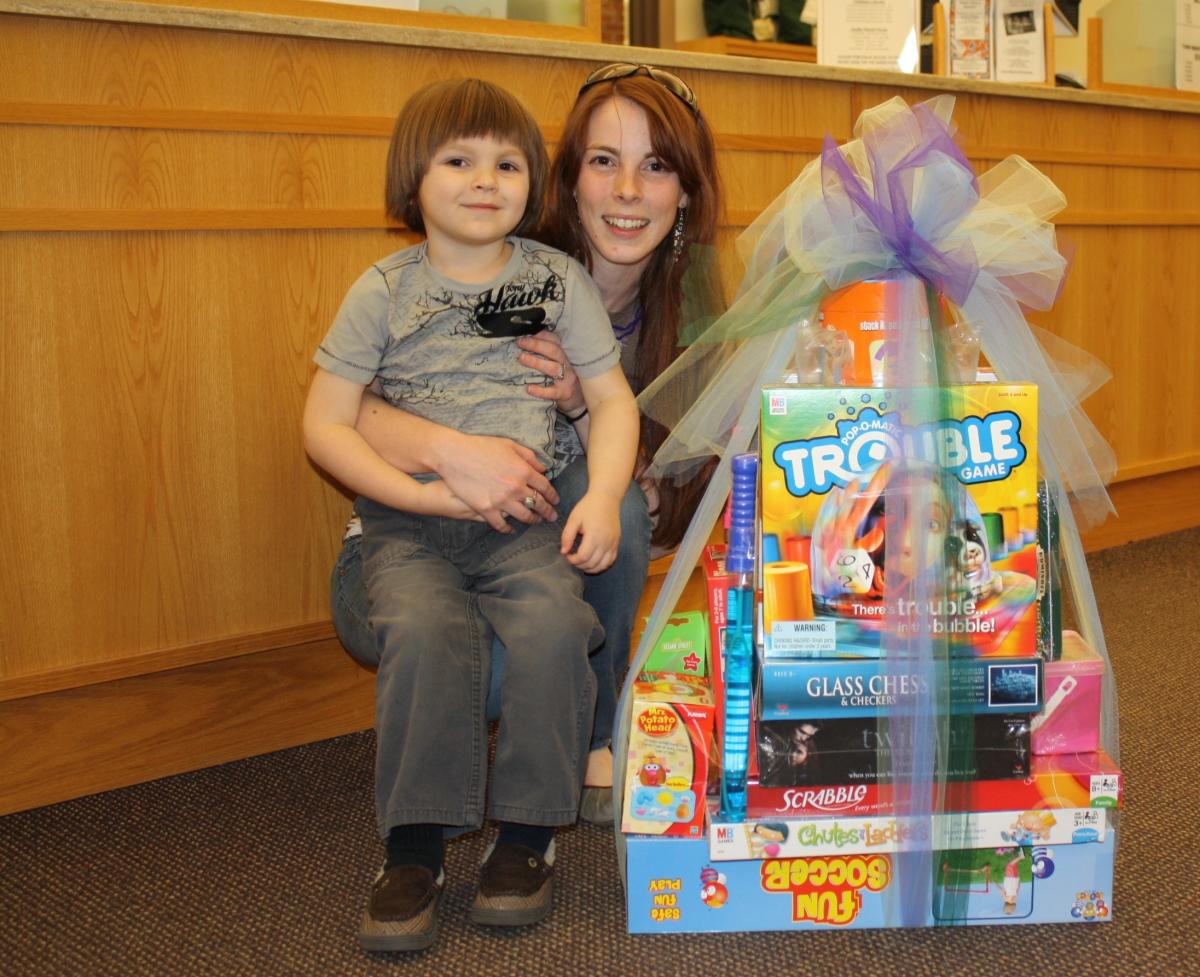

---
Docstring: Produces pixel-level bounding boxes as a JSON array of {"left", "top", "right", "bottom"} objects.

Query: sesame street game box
[
  {"left": 760, "top": 384, "right": 1039, "bottom": 659},
  {"left": 626, "top": 831, "right": 1114, "bottom": 932}
]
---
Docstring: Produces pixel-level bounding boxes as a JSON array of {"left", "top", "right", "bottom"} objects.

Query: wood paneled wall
[{"left": 2, "top": 1, "right": 1198, "bottom": 814}]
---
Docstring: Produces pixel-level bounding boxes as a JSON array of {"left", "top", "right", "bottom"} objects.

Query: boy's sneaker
[
  {"left": 359, "top": 864, "right": 444, "bottom": 952},
  {"left": 469, "top": 839, "right": 555, "bottom": 927}
]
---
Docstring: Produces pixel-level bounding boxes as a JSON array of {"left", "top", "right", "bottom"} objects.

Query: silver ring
[
  {"left": 555, "top": 363, "right": 565, "bottom": 381},
  {"left": 523, "top": 495, "right": 538, "bottom": 509}
]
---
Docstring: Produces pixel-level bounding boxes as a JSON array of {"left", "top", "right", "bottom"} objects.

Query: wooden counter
[{"left": 2, "top": 0, "right": 1198, "bottom": 813}]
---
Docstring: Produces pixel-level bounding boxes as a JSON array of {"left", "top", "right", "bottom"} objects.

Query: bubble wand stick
[{"left": 719, "top": 453, "right": 758, "bottom": 822}]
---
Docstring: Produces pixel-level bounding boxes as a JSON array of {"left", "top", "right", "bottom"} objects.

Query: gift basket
[{"left": 614, "top": 95, "right": 1121, "bottom": 932}]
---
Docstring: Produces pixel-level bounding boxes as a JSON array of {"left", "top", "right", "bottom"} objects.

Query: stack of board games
[
  {"left": 755, "top": 382, "right": 1044, "bottom": 790},
  {"left": 624, "top": 380, "right": 1120, "bottom": 933}
]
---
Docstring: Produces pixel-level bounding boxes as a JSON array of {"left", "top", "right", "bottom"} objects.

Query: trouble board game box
[
  {"left": 760, "top": 384, "right": 1040, "bottom": 659},
  {"left": 626, "top": 832, "right": 1115, "bottom": 932}
]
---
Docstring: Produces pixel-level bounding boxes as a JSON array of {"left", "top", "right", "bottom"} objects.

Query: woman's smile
[{"left": 574, "top": 96, "right": 687, "bottom": 280}]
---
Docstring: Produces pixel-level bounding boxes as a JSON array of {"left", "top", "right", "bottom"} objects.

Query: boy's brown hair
[{"left": 385, "top": 78, "right": 548, "bottom": 236}]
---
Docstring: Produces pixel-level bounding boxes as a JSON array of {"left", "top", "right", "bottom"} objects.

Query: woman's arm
[
  {"left": 354, "top": 389, "right": 559, "bottom": 530},
  {"left": 303, "top": 369, "right": 475, "bottom": 518}
]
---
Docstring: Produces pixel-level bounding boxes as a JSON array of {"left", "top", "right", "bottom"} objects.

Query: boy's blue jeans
[
  {"left": 356, "top": 499, "right": 601, "bottom": 835},
  {"left": 331, "top": 456, "right": 652, "bottom": 751}
]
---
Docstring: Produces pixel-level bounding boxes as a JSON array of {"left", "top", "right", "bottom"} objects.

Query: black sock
[
  {"left": 496, "top": 822, "right": 554, "bottom": 856},
  {"left": 385, "top": 823, "right": 444, "bottom": 874}
]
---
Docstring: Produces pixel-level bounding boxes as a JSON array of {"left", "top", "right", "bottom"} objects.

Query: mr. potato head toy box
[
  {"left": 759, "top": 383, "right": 1040, "bottom": 660},
  {"left": 621, "top": 670, "right": 715, "bottom": 840}
]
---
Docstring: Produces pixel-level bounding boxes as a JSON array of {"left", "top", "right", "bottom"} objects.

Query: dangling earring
[{"left": 672, "top": 207, "right": 687, "bottom": 261}]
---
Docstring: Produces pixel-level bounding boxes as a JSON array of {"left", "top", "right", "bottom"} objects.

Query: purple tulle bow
[{"left": 820, "top": 102, "right": 980, "bottom": 306}]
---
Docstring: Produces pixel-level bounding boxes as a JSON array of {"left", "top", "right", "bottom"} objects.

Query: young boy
[{"left": 303, "top": 78, "right": 639, "bottom": 951}]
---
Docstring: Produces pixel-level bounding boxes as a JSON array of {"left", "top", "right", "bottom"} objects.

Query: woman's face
[{"left": 573, "top": 96, "right": 689, "bottom": 284}]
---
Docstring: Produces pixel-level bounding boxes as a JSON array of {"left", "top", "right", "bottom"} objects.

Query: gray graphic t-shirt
[{"left": 315, "top": 237, "right": 619, "bottom": 477}]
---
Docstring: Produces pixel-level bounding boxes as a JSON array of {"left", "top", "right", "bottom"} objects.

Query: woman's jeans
[
  {"left": 355, "top": 501, "right": 601, "bottom": 834},
  {"left": 331, "top": 456, "right": 652, "bottom": 751}
]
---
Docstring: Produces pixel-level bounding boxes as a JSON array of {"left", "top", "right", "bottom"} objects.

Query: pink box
[{"left": 1031, "top": 631, "right": 1105, "bottom": 755}]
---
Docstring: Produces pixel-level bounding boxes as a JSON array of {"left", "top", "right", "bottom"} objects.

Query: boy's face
[{"left": 419, "top": 135, "right": 530, "bottom": 250}]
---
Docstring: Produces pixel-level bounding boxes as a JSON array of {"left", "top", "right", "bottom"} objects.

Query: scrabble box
[{"left": 745, "top": 748, "right": 1123, "bottom": 819}]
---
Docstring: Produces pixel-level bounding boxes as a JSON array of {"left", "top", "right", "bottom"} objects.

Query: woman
[{"left": 330, "top": 63, "right": 722, "bottom": 825}]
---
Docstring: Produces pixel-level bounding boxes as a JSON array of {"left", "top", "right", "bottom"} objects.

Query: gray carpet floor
[{"left": 1, "top": 528, "right": 1195, "bottom": 976}]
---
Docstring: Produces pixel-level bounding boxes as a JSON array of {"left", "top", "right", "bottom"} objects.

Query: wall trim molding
[
  {"left": 5, "top": 101, "right": 1200, "bottom": 172},
  {"left": 5, "top": 207, "right": 1200, "bottom": 233},
  {"left": 0, "top": 621, "right": 335, "bottom": 704}
]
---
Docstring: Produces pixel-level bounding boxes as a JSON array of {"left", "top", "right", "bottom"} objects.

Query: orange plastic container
[{"left": 818, "top": 275, "right": 931, "bottom": 385}]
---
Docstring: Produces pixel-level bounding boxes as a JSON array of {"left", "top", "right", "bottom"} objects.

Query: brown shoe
[
  {"left": 469, "top": 840, "right": 555, "bottom": 927},
  {"left": 579, "top": 786, "right": 615, "bottom": 826},
  {"left": 359, "top": 864, "right": 443, "bottom": 952}
]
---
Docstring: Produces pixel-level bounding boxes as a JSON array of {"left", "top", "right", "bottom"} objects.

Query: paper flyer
[
  {"left": 818, "top": 0, "right": 922, "bottom": 73},
  {"left": 949, "top": 0, "right": 992, "bottom": 79},
  {"left": 993, "top": 1, "right": 1046, "bottom": 83},
  {"left": 1180, "top": 0, "right": 1200, "bottom": 92}
]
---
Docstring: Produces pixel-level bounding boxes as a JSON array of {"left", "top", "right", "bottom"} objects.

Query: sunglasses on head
[{"left": 578, "top": 63, "right": 699, "bottom": 115}]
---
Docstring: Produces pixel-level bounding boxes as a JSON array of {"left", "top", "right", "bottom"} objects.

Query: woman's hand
[
  {"left": 354, "top": 389, "right": 558, "bottom": 529},
  {"left": 518, "top": 330, "right": 585, "bottom": 415},
  {"left": 433, "top": 432, "right": 559, "bottom": 532}
]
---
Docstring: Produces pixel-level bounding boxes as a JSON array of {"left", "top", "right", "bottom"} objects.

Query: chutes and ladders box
[{"left": 707, "top": 805, "right": 1106, "bottom": 862}]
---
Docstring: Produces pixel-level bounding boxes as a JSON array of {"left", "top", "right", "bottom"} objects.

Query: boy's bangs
[{"left": 441, "top": 87, "right": 535, "bottom": 157}]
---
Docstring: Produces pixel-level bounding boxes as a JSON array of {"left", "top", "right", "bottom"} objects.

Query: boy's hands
[{"left": 561, "top": 490, "right": 621, "bottom": 573}]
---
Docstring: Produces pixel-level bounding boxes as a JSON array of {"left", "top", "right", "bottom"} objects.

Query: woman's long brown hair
[{"left": 539, "top": 74, "right": 723, "bottom": 549}]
